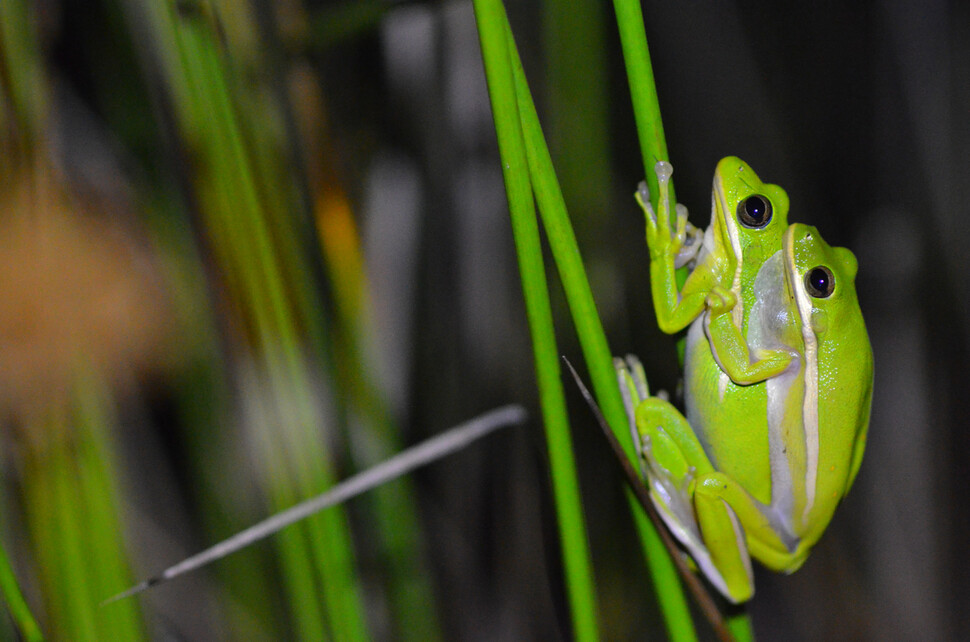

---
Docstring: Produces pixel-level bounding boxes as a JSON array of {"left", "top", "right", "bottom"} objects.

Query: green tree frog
[{"left": 618, "top": 159, "right": 874, "bottom": 603}]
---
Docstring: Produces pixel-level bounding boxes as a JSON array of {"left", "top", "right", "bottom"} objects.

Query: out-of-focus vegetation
[{"left": 1, "top": 0, "right": 968, "bottom": 640}]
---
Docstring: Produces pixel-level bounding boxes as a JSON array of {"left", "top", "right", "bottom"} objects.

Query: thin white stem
[{"left": 103, "top": 404, "right": 527, "bottom": 605}]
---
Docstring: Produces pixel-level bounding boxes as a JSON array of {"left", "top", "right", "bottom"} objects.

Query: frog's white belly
[{"left": 748, "top": 250, "right": 819, "bottom": 535}]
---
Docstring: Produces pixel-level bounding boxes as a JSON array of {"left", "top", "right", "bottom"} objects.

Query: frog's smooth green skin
[
  {"left": 638, "top": 157, "right": 791, "bottom": 371},
  {"left": 619, "top": 224, "right": 873, "bottom": 603}
]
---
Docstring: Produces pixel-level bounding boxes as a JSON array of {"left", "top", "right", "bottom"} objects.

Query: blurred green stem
[
  {"left": 129, "top": 2, "right": 371, "bottom": 637},
  {"left": 541, "top": 0, "right": 611, "bottom": 239},
  {"left": 0, "top": 529, "right": 42, "bottom": 641},
  {"left": 23, "top": 377, "right": 144, "bottom": 642}
]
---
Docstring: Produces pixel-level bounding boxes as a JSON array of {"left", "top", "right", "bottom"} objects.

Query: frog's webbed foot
[
  {"left": 639, "top": 429, "right": 699, "bottom": 543},
  {"left": 644, "top": 441, "right": 754, "bottom": 602}
]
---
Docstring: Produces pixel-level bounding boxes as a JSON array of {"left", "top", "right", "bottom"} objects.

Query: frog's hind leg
[
  {"left": 616, "top": 357, "right": 741, "bottom": 599},
  {"left": 692, "top": 484, "right": 754, "bottom": 603},
  {"left": 633, "top": 396, "right": 758, "bottom": 602},
  {"left": 616, "top": 355, "right": 765, "bottom": 603}
]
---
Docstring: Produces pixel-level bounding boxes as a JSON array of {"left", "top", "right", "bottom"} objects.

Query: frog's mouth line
[{"left": 784, "top": 224, "right": 820, "bottom": 522}]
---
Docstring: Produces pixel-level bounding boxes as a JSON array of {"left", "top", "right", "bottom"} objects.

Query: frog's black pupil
[
  {"left": 738, "top": 195, "right": 772, "bottom": 228},
  {"left": 805, "top": 266, "right": 834, "bottom": 298}
]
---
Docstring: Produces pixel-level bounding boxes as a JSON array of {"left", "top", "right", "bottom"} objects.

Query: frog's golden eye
[
  {"left": 737, "top": 195, "right": 773, "bottom": 228},
  {"left": 805, "top": 266, "right": 835, "bottom": 298}
]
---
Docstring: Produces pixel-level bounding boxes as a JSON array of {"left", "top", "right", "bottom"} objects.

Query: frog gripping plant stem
[{"left": 621, "top": 158, "right": 873, "bottom": 603}]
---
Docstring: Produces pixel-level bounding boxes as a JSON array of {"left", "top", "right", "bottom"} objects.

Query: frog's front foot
[
  {"left": 705, "top": 286, "right": 737, "bottom": 317},
  {"left": 636, "top": 161, "right": 690, "bottom": 262}
]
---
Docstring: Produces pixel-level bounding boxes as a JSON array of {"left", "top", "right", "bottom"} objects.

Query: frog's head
[
  {"left": 710, "top": 157, "right": 791, "bottom": 272},
  {"left": 784, "top": 223, "right": 866, "bottom": 346},
  {"left": 751, "top": 223, "right": 868, "bottom": 365}
]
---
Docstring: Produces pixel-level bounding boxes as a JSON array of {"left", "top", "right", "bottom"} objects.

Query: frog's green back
[
  {"left": 683, "top": 321, "right": 776, "bottom": 506},
  {"left": 682, "top": 227, "right": 873, "bottom": 552}
]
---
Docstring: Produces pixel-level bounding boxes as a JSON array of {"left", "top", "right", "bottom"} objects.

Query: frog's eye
[
  {"left": 804, "top": 266, "right": 835, "bottom": 298},
  {"left": 737, "top": 195, "right": 773, "bottom": 228}
]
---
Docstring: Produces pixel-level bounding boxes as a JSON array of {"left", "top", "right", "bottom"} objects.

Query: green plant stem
[
  {"left": 506, "top": 43, "right": 628, "bottom": 456},
  {"left": 0, "top": 533, "right": 42, "bottom": 642},
  {"left": 727, "top": 609, "right": 756, "bottom": 642},
  {"left": 23, "top": 383, "right": 145, "bottom": 642},
  {"left": 473, "top": 1, "right": 600, "bottom": 639},
  {"left": 541, "top": 0, "right": 611, "bottom": 239},
  {"left": 498, "top": 6, "right": 711, "bottom": 640},
  {"left": 611, "top": 0, "right": 674, "bottom": 211},
  {"left": 0, "top": 0, "right": 48, "bottom": 146},
  {"left": 508, "top": 40, "right": 695, "bottom": 639}
]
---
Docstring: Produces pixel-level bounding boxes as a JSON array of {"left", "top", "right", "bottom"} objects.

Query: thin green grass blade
[
  {"left": 501, "top": 11, "right": 699, "bottom": 641},
  {"left": 162, "top": 16, "right": 335, "bottom": 638},
  {"left": 311, "top": 166, "right": 442, "bottom": 640},
  {"left": 0, "top": 0, "right": 48, "bottom": 146},
  {"left": 71, "top": 376, "right": 146, "bottom": 642},
  {"left": 473, "top": 1, "right": 600, "bottom": 639},
  {"left": 506, "top": 42, "right": 630, "bottom": 457},
  {"left": 0, "top": 14, "right": 45, "bottom": 625},
  {"left": 727, "top": 608, "right": 756, "bottom": 642},
  {"left": 612, "top": 0, "right": 696, "bottom": 364},
  {"left": 0, "top": 532, "right": 42, "bottom": 642}
]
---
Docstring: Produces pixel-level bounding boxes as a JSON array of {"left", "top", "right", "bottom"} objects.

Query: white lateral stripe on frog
[{"left": 786, "top": 226, "right": 820, "bottom": 524}]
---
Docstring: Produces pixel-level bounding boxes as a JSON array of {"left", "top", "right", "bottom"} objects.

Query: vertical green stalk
[
  {"left": 0, "top": 0, "right": 48, "bottom": 147},
  {"left": 316, "top": 192, "right": 442, "bottom": 640},
  {"left": 71, "top": 376, "right": 146, "bottom": 641},
  {"left": 727, "top": 608, "right": 755, "bottom": 641},
  {"left": 473, "top": 1, "right": 600, "bottom": 639},
  {"left": 611, "top": 0, "right": 674, "bottom": 212},
  {"left": 507, "top": 38, "right": 696, "bottom": 641},
  {"left": 1, "top": 2, "right": 145, "bottom": 639},
  {"left": 477, "top": 1, "right": 704, "bottom": 639},
  {"left": 506, "top": 41, "right": 629, "bottom": 458},
  {"left": 168, "top": 17, "right": 335, "bottom": 639}
]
